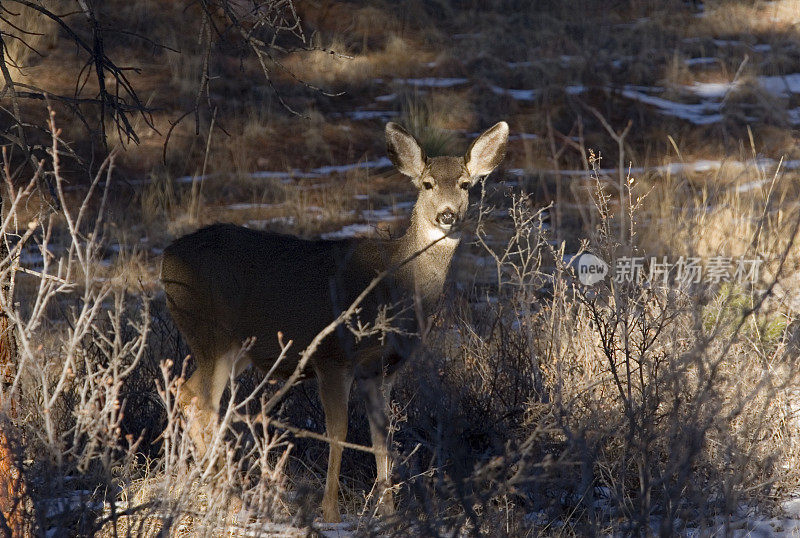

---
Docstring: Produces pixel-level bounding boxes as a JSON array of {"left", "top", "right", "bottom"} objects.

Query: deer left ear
[
  {"left": 386, "top": 122, "right": 427, "bottom": 179},
  {"left": 464, "top": 121, "right": 509, "bottom": 181}
]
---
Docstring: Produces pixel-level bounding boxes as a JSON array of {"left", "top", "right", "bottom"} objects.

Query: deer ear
[
  {"left": 386, "top": 122, "right": 426, "bottom": 178},
  {"left": 465, "top": 121, "right": 509, "bottom": 180}
]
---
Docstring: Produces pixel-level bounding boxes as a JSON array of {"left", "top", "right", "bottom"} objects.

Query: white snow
[
  {"left": 713, "top": 38, "right": 744, "bottom": 47},
  {"left": 621, "top": 88, "right": 724, "bottom": 125},
  {"left": 321, "top": 223, "right": 376, "bottom": 239},
  {"left": 758, "top": 73, "right": 800, "bottom": 97},
  {"left": 394, "top": 77, "right": 469, "bottom": 87},
  {"left": 245, "top": 216, "right": 296, "bottom": 229},
  {"left": 43, "top": 491, "right": 100, "bottom": 518},
  {"left": 315, "top": 520, "right": 355, "bottom": 537},
  {"left": 688, "top": 35, "right": 763, "bottom": 48},
  {"left": 175, "top": 173, "right": 214, "bottom": 183},
  {"left": 250, "top": 157, "right": 392, "bottom": 182},
  {"left": 683, "top": 81, "right": 737, "bottom": 99},
  {"left": 490, "top": 84, "right": 583, "bottom": 99},
  {"left": 311, "top": 157, "right": 392, "bottom": 175},
  {"left": 523, "top": 157, "right": 800, "bottom": 183},
  {"left": 685, "top": 57, "right": 718, "bottom": 66},
  {"left": 225, "top": 202, "right": 284, "bottom": 211},
  {"left": 619, "top": 74, "right": 800, "bottom": 125},
  {"left": 625, "top": 85, "right": 664, "bottom": 93},
  {"left": 348, "top": 110, "right": 397, "bottom": 121},
  {"left": 317, "top": 202, "right": 411, "bottom": 239},
  {"left": 490, "top": 85, "right": 539, "bottom": 101},
  {"left": 736, "top": 179, "right": 770, "bottom": 193},
  {"left": 250, "top": 170, "right": 317, "bottom": 180},
  {"left": 362, "top": 208, "right": 401, "bottom": 222}
]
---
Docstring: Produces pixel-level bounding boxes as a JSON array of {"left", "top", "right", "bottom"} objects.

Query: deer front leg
[
  {"left": 317, "top": 367, "right": 353, "bottom": 523},
  {"left": 361, "top": 375, "right": 395, "bottom": 517}
]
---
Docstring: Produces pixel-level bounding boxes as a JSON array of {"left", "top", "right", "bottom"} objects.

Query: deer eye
[
  {"left": 422, "top": 180, "right": 434, "bottom": 190},
  {"left": 459, "top": 181, "right": 471, "bottom": 190}
]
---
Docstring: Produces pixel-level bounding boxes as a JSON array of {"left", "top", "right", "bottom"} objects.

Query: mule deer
[{"left": 160, "top": 121, "right": 509, "bottom": 522}]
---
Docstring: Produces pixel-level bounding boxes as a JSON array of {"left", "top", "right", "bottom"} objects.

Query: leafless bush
[
  {"left": 0, "top": 115, "right": 307, "bottom": 536},
  {"left": 382, "top": 157, "right": 800, "bottom": 536}
]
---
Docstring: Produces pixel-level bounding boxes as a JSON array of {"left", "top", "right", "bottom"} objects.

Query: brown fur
[{"left": 160, "top": 121, "right": 508, "bottom": 522}]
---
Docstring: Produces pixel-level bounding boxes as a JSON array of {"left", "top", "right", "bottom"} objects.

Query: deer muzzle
[{"left": 437, "top": 209, "right": 457, "bottom": 228}]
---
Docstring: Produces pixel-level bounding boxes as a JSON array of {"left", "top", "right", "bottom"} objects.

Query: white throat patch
[{"left": 424, "top": 224, "right": 460, "bottom": 246}]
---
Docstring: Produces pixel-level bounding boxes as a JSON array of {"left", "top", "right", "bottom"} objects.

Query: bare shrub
[
  {"left": 383, "top": 154, "right": 800, "bottom": 535},
  {"left": 0, "top": 116, "right": 303, "bottom": 536}
]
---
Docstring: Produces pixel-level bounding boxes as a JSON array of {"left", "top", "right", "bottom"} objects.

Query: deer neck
[{"left": 392, "top": 205, "right": 460, "bottom": 307}]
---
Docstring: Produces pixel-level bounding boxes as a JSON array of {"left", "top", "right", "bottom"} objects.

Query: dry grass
[
  {"left": 0, "top": 1, "right": 62, "bottom": 79},
  {"left": 3, "top": 0, "right": 800, "bottom": 535},
  {"left": 694, "top": 0, "right": 800, "bottom": 36},
  {"left": 282, "top": 35, "right": 431, "bottom": 87}
]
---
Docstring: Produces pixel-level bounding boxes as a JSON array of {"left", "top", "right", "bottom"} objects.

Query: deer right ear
[
  {"left": 386, "top": 122, "right": 426, "bottom": 179},
  {"left": 465, "top": 121, "right": 509, "bottom": 180}
]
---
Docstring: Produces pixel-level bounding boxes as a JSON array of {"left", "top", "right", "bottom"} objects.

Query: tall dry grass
[
  {"left": 5, "top": 113, "right": 800, "bottom": 535},
  {"left": 0, "top": 116, "right": 309, "bottom": 536},
  {"left": 377, "top": 142, "right": 800, "bottom": 534}
]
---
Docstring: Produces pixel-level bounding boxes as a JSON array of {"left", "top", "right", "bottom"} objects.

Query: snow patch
[
  {"left": 621, "top": 74, "right": 800, "bottom": 125},
  {"left": 394, "top": 77, "right": 469, "bottom": 88},
  {"left": 246, "top": 217, "right": 296, "bottom": 229},
  {"left": 312, "top": 157, "right": 392, "bottom": 175},
  {"left": 225, "top": 202, "right": 284, "bottom": 211},
  {"left": 347, "top": 110, "right": 397, "bottom": 121},
  {"left": 621, "top": 88, "right": 723, "bottom": 125},
  {"left": 509, "top": 133, "right": 539, "bottom": 141},
  {"left": 490, "top": 85, "right": 539, "bottom": 101},
  {"left": 251, "top": 157, "right": 392, "bottom": 181},
  {"left": 526, "top": 157, "right": 800, "bottom": 181},
  {"left": 759, "top": 73, "right": 800, "bottom": 97},
  {"left": 175, "top": 173, "right": 214, "bottom": 184},
  {"left": 250, "top": 170, "right": 317, "bottom": 180},
  {"left": 684, "top": 57, "right": 718, "bottom": 66},
  {"left": 683, "top": 81, "right": 737, "bottom": 99},
  {"left": 362, "top": 208, "right": 401, "bottom": 222},
  {"left": 321, "top": 223, "right": 376, "bottom": 239}
]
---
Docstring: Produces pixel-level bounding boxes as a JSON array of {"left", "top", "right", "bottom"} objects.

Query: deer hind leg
[
  {"left": 360, "top": 375, "right": 396, "bottom": 516},
  {"left": 316, "top": 366, "right": 354, "bottom": 523},
  {"left": 179, "top": 345, "right": 249, "bottom": 469}
]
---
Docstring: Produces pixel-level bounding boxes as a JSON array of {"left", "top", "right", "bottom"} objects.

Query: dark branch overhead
[{"left": 0, "top": 0, "right": 339, "bottom": 173}]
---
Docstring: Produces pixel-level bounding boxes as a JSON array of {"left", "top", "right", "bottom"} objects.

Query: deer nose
[{"left": 437, "top": 209, "right": 457, "bottom": 227}]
